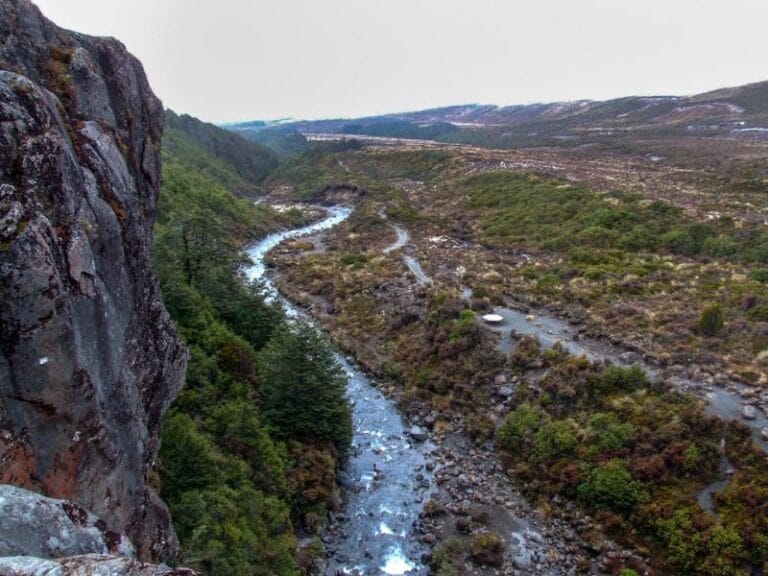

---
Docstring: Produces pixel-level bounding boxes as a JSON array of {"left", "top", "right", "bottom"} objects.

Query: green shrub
[
  {"left": 588, "top": 413, "right": 635, "bottom": 452},
  {"left": 173, "top": 486, "right": 297, "bottom": 576},
  {"left": 160, "top": 413, "right": 223, "bottom": 504},
  {"left": 339, "top": 252, "right": 368, "bottom": 268},
  {"left": 534, "top": 420, "right": 578, "bottom": 460},
  {"left": 591, "top": 365, "right": 649, "bottom": 395},
  {"left": 469, "top": 531, "right": 504, "bottom": 567},
  {"left": 749, "top": 268, "right": 768, "bottom": 283},
  {"left": 430, "top": 537, "right": 466, "bottom": 576},
  {"left": 699, "top": 303, "right": 724, "bottom": 337},
  {"left": 577, "top": 459, "right": 648, "bottom": 512},
  {"left": 497, "top": 404, "right": 544, "bottom": 451},
  {"left": 747, "top": 305, "right": 768, "bottom": 322}
]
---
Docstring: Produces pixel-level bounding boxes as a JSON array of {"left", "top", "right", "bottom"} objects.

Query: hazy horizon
[{"left": 32, "top": 0, "right": 768, "bottom": 124}]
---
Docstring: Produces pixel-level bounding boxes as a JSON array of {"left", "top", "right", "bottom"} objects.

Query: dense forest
[{"left": 153, "top": 115, "right": 351, "bottom": 575}]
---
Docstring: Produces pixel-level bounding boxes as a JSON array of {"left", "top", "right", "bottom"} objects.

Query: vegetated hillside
[
  {"left": 691, "top": 79, "right": 768, "bottom": 115},
  {"left": 239, "top": 79, "right": 768, "bottom": 150},
  {"left": 224, "top": 121, "right": 310, "bottom": 160},
  {"left": 164, "top": 110, "right": 278, "bottom": 195},
  {"left": 154, "top": 126, "right": 351, "bottom": 575}
]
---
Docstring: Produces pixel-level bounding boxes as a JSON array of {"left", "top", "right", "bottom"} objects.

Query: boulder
[
  {"left": 0, "top": 484, "right": 134, "bottom": 559},
  {"left": 0, "top": 555, "right": 199, "bottom": 576},
  {"left": 743, "top": 405, "right": 758, "bottom": 420},
  {"left": 409, "top": 425, "right": 428, "bottom": 442},
  {"left": 0, "top": 485, "right": 201, "bottom": 574}
]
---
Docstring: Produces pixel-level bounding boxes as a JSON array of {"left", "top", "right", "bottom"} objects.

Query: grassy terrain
[
  {"left": 462, "top": 171, "right": 768, "bottom": 262},
  {"left": 454, "top": 171, "right": 768, "bottom": 385}
]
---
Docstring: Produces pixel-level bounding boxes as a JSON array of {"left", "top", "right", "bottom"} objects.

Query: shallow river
[{"left": 244, "top": 206, "right": 434, "bottom": 575}]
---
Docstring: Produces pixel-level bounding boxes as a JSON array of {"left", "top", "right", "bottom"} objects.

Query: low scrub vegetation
[{"left": 497, "top": 354, "right": 768, "bottom": 575}]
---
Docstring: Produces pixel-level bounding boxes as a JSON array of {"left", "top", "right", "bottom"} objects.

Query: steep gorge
[{"left": 0, "top": 0, "right": 186, "bottom": 561}]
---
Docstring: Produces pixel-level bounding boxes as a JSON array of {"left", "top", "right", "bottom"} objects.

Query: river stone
[
  {"left": 0, "top": 484, "right": 135, "bottom": 559},
  {"left": 409, "top": 425, "right": 428, "bottom": 442},
  {"left": 743, "top": 405, "right": 758, "bottom": 420},
  {"left": 497, "top": 386, "right": 514, "bottom": 398}
]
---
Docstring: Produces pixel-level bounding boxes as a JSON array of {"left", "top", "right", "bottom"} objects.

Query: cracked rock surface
[{"left": 0, "top": 0, "right": 187, "bottom": 562}]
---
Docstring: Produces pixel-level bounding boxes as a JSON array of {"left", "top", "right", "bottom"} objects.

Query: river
[
  {"left": 244, "top": 206, "right": 435, "bottom": 576},
  {"left": 381, "top": 220, "right": 433, "bottom": 285}
]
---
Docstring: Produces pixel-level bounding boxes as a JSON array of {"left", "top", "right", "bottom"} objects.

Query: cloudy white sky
[{"left": 33, "top": 0, "right": 768, "bottom": 123}]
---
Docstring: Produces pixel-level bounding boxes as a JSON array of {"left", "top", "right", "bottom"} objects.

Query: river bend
[{"left": 244, "top": 206, "right": 434, "bottom": 575}]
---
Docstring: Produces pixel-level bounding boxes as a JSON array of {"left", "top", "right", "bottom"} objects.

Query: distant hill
[
  {"left": 164, "top": 110, "right": 278, "bottom": 195},
  {"left": 225, "top": 121, "right": 310, "bottom": 160},
  {"left": 690, "top": 79, "right": 768, "bottom": 115},
  {"left": 228, "top": 79, "right": 768, "bottom": 149}
]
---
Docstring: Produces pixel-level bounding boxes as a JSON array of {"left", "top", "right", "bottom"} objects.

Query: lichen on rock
[{"left": 0, "top": 0, "right": 187, "bottom": 562}]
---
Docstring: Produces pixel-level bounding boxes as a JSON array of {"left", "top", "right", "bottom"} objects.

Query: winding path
[
  {"left": 382, "top": 221, "right": 433, "bottom": 285},
  {"left": 383, "top": 224, "right": 408, "bottom": 254}
]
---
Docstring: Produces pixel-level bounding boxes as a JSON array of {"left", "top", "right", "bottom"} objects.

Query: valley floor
[{"left": 261, "top": 135, "right": 768, "bottom": 575}]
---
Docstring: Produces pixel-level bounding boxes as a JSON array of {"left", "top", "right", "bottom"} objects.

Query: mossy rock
[{"left": 469, "top": 531, "right": 504, "bottom": 567}]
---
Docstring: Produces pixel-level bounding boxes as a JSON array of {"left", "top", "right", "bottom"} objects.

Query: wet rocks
[
  {"left": 742, "top": 405, "right": 758, "bottom": 420},
  {"left": 409, "top": 425, "right": 429, "bottom": 442},
  {"left": 417, "top": 432, "right": 651, "bottom": 575}
]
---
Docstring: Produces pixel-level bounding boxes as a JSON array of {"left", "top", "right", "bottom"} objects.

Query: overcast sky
[{"left": 33, "top": 0, "right": 768, "bottom": 123}]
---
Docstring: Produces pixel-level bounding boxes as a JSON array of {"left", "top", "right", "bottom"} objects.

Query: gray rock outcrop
[
  {"left": 0, "top": 555, "right": 198, "bottom": 576},
  {"left": 0, "top": 484, "right": 135, "bottom": 559},
  {"left": 0, "top": 485, "right": 201, "bottom": 575},
  {"left": 0, "top": 0, "right": 187, "bottom": 562}
]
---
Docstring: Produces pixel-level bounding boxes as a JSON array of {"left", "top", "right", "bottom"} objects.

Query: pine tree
[{"left": 257, "top": 322, "right": 352, "bottom": 452}]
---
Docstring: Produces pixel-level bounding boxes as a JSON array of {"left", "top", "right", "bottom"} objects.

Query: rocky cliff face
[{"left": 0, "top": 0, "right": 187, "bottom": 562}]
